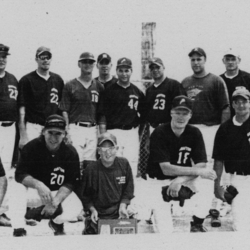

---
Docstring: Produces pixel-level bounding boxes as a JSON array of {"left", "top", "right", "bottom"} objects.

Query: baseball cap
[
  {"left": 36, "top": 46, "right": 52, "bottom": 57},
  {"left": 188, "top": 47, "right": 206, "bottom": 58},
  {"left": 97, "top": 53, "right": 111, "bottom": 63},
  {"left": 0, "top": 44, "right": 10, "bottom": 55},
  {"left": 223, "top": 48, "right": 240, "bottom": 58},
  {"left": 44, "top": 114, "right": 66, "bottom": 133},
  {"left": 232, "top": 87, "right": 250, "bottom": 100},
  {"left": 172, "top": 95, "right": 193, "bottom": 112},
  {"left": 98, "top": 132, "right": 117, "bottom": 146},
  {"left": 116, "top": 57, "right": 132, "bottom": 68},
  {"left": 149, "top": 57, "right": 164, "bottom": 68},
  {"left": 78, "top": 52, "right": 96, "bottom": 62}
]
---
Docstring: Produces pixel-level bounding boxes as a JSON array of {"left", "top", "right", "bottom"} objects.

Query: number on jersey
[
  {"left": 8, "top": 86, "right": 18, "bottom": 100},
  {"left": 177, "top": 146, "right": 191, "bottom": 165},
  {"left": 153, "top": 99, "right": 165, "bottom": 110},
  {"left": 50, "top": 88, "right": 59, "bottom": 105},
  {"left": 50, "top": 173, "right": 65, "bottom": 185}
]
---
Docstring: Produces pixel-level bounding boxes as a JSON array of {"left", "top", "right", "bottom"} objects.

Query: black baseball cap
[
  {"left": 78, "top": 52, "right": 95, "bottom": 62},
  {"left": 232, "top": 87, "right": 250, "bottom": 100},
  {"left": 149, "top": 57, "right": 164, "bottom": 68},
  {"left": 44, "top": 114, "right": 66, "bottom": 133},
  {"left": 97, "top": 53, "right": 111, "bottom": 63},
  {"left": 188, "top": 47, "right": 206, "bottom": 58},
  {"left": 0, "top": 44, "right": 10, "bottom": 55},
  {"left": 98, "top": 132, "right": 117, "bottom": 146},
  {"left": 36, "top": 46, "right": 52, "bottom": 57},
  {"left": 116, "top": 57, "right": 132, "bottom": 68},
  {"left": 172, "top": 95, "right": 193, "bottom": 112}
]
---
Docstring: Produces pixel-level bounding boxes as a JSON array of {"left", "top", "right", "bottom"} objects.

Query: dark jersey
[
  {"left": 0, "top": 161, "right": 5, "bottom": 177},
  {"left": 15, "top": 136, "right": 80, "bottom": 191},
  {"left": 94, "top": 76, "right": 118, "bottom": 89},
  {"left": 59, "top": 78, "right": 105, "bottom": 124},
  {"left": 100, "top": 82, "right": 145, "bottom": 129},
  {"left": 181, "top": 73, "right": 229, "bottom": 125},
  {"left": 147, "top": 123, "right": 207, "bottom": 180},
  {"left": 0, "top": 71, "right": 18, "bottom": 121},
  {"left": 18, "top": 71, "right": 64, "bottom": 125},
  {"left": 220, "top": 70, "right": 250, "bottom": 117},
  {"left": 212, "top": 117, "right": 250, "bottom": 175},
  {"left": 144, "top": 77, "right": 185, "bottom": 125},
  {"left": 82, "top": 157, "right": 134, "bottom": 218}
]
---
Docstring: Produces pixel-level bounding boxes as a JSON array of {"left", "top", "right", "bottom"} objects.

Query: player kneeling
[
  {"left": 81, "top": 132, "right": 134, "bottom": 235},
  {"left": 10, "top": 115, "right": 83, "bottom": 236},
  {"left": 147, "top": 95, "right": 217, "bottom": 233}
]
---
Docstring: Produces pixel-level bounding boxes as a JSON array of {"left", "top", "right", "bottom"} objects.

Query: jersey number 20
[{"left": 51, "top": 173, "right": 64, "bottom": 185}]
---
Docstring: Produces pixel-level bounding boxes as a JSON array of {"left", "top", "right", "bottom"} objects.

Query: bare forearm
[
  {"left": 213, "top": 160, "right": 224, "bottom": 186},
  {"left": 99, "top": 124, "right": 106, "bottom": 134},
  {"left": 19, "top": 106, "right": 26, "bottom": 132},
  {"left": 0, "top": 176, "right": 7, "bottom": 206},
  {"left": 62, "top": 111, "right": 70, "bottom": 130},
  {"left": 53, "top": 186, "right": 71, "bottom": 207},
  {"left": 22, "top": 175, "right": 42, "bottom": 189}
]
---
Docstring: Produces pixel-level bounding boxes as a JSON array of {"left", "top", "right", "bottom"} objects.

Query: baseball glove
[
  {"left": 161, "top": 185, "right": 195, "bottom": 207},
  {"left": 224, "top": 185, "right": 238, "bottom": 205}
]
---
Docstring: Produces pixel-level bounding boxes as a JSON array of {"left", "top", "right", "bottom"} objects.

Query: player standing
[
  {"left": 94, "top": 53, "right": 117, "bottom": 89},
  {"left": 100, "top": 57, "right": 145, "bottom": 176},
  {"left": 59, "top": 52, "right": 105, "bottom": 169},
  {"left": 213, "top": 88, "right": 250, "bottom": 231},
  {"left": 18, "top": 46, "right": 64, "bottom": 148},
  {"left": 181, "top": 47, "right": 230, "bottom": 164},
  {"left": 11, "top": 115, "right": 82, "bottom": 236},
  {"left": 82, "top": 132, "right": 134, "bottom": 234},
  {"left": 0, "top": 44, "right": 18, "bottom": 177},
  {"left": 220, "top": 49, "right": 250, "bottom": 117},
  {"left": 146, "top": 95, "right": 216, "bottom": 233}
]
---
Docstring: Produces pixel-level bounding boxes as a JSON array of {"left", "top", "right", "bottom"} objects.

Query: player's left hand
[
  {"left": 167, "top": 181, "right": 182, "bottom": 197},
  {"left": 41, "top": 203, "right": 57, "bottom": 217},
  {"left": 119, "top": 203, "right": 129, "bottom": 219}
]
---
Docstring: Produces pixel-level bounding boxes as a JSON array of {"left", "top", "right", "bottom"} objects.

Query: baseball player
[
  {"left": 145, "top": 95, "right": 216, "bottom": 233},
  {"left": 18, "top": 46, "right": 64, "bottom": 148},
  {"left": 94, "top": 53, "right": 117, "bottom": 89},
  {"left": 145, "top": 57, "right": 185, "bottom": 132},
  {"left": 59, "top": 52, "right": 105, "bottom": 169},
  {"left": 100, "top": 57, "right": 145, "bottom": 176},
  {"left": 82, "top": 132, "right": 134, "bottom": 234},
  {"left": 10, "top": 115, "right": 82, "bottom": 236},
  {"left": 0, "top": 44, "right": 18, "bottom": 177},
  {"left": 220, "top": 49, "right": 250, "bottom": 117},
  {"left": 213, "top": 88, "right": 250, "bottom": 231},
  {"left": 181, "top": 47, "right": 230, "bottom": 165}
]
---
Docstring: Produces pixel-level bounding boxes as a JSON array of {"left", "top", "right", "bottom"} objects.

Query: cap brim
[
  {"left": 172, "top": 106, "right": 192, "bottom": 112},
  {"left": 37, "top": 51, "right": 52, "bottom": 56},
  {"left": 98, "top": 138, "right": 116, "bottom": 146},
  {"left": 0, "top": 52, "right": 10, "bottom": 55},
  {"left": 149, "top": 62, "right": 162, "bottom": 68},
  {"left": 232, "top": 94, "right": 250, "bottom": 100},
  {"left": 78, "top": 58, "right": 96, "bottom": 62},
  {"left": 116, "top": 64, "right": 131, "bottom": 68},
  {"left": 224, "top": 53, "right": 238, "bottom": 57},
  {"left": 45, "top": 128, "right": 65, "bottom": 133},
  {"left": 188, "top": 51, "right": 204, "bottom": 57}
]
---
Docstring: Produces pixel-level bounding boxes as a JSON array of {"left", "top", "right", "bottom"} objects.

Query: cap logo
[
  {"left": 121, "top": 58, "right": 126, "bottom": 63},
  {"left": 103, "top": 54, "right": 107, "bottom": 58},
  {"left": 180, "top": 98, "right": 186, "bottom": 104}
]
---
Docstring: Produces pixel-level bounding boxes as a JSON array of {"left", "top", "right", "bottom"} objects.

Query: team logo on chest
[{"left": 116, "top": 176, "right": 126, "bottom": 184}]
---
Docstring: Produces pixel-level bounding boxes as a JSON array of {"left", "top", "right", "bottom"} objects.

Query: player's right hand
[
  {"left": 214, "top": 185, "right": 226, "bottom": 202},
  {"left": 199, "top": 169, "right": 217, "bottom": 180},
  {"left": 91, "top": 209, "right": 99, "bottom": 224},
  {"left": 36, "top": 182, "right": 53, "bottom": 204}
]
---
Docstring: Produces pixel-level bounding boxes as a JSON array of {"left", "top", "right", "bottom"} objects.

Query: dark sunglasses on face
[
  {"left": 39, "top": 55, "right": 52, "bottom": 61},
  {"left": 80, "top": 60, "right": 95, "bottom": 65}
]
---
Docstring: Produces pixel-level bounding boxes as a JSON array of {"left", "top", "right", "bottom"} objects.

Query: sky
[{"left": 1, "top": 0, "right": 250, "bottom": 83}]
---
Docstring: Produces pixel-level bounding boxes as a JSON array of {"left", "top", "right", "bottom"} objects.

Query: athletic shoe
[
  {"left": 209, "top": 209, "right": 221, "bottom": 227},
  {"left": 0, "top": 213, "right": 11, "bottom": 227},
  {"left": 13, "top": 228, "right": 27, "bottom": 237},
  {"left": 190, "top": 222, "right": 207, "bottom": 232},
  {"left": 49, "top": 219, "right": 65, "bottom": 236}
]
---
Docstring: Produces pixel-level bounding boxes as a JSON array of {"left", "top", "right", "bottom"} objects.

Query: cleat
[
  {"left": 13, "top": 228, "right": 27, "bottom": 237},
  {"left": 190, "top": 222, "right": 207, "bottom": 232},
  {"left": 49, "top": 219, "right": 65, "bottom": 236},
  {"left": 0, "top": 213, "right": 12, "bottom": 227}
]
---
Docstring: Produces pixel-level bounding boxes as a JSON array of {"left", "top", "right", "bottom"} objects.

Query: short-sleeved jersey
[
  {"left": 15, "top": 136, "right": 80, "bottom": 191},
  {"left": 82, "top": 157, "right": 134, "bottom": 217},
  {"left": 18, "top": 71, "right": 64, "bottom": 125},
  {"left": 220, "top": 70, "right": 250, "bottom": 117},
  {"left": 147, "top": 123, "right": 207, "bottom": 180},
  {"left": 100, "top": 82, "right": 145, "bottom": 129},
  {"left": 181, "top": 73, "right": 230, "bottom": 125},
  {"left": 0, "top": 71, "right": 18, "bottom": 121},
  {"left": 94, "top": 76, "right": 118, "bottom": 89},
  {"left": 212, "top": 117, "right": 250, "bottom": 175},
  {"left": 59, "top": 78, "right": 104, "bottom": 124},
  {"left": 0, "top": 161, "right": 5, "bottom": 177},
  {"left": 144, "top": 77, "right": 185, "bottom": 125}
]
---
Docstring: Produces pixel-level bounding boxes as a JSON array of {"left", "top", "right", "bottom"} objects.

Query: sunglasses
[
  {"left": 38, "top": 55, "right": 52, "bottom": 61},
  {"left": 98, "top": 146, "right": 116, "bottom": 152},
  {"left": 79, "top": 60, "right": 95, "bottom": 64}
]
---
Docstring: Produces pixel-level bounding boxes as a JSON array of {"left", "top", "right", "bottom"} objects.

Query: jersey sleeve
[
  {"left": 18, "top": 76, "right": 28, "bottom": 107},
  {"left": 190, "top": 127, "right": 207, "bottom": 164},
  {"left": 216, "top": 77, "right": 230, "bottom": 110},
  {"left": 0, "top": 161, "right": 5, "bottom": 177},
  {"left": 149, "top": 126, "right": 170, "bottom": 163},
  {"left": 58, "top": 82, "right": 71, "bottom": 112},
  {"left": 96, "top": 83, "right": 106, "bottom": 125},
  {"left": 212, "top": 124, "right": 226, "bottom": 160}
]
